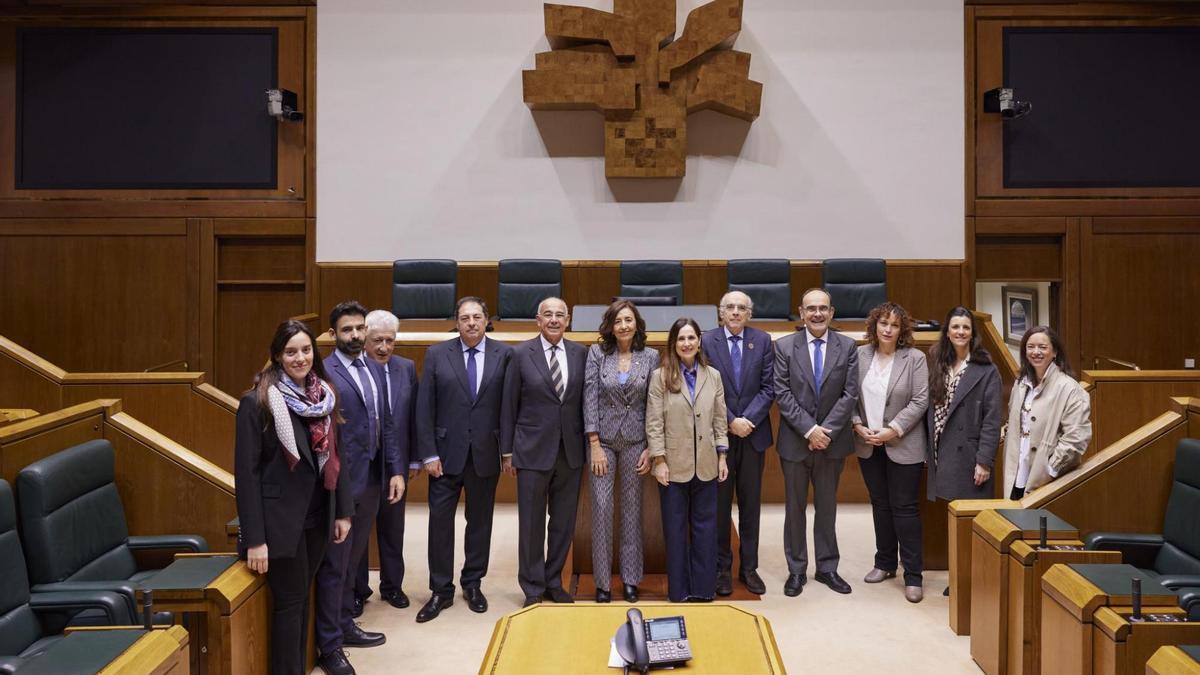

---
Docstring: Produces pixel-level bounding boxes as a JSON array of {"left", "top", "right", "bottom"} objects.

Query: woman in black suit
[
  {"left": 925, "top": 307, "right": 1002, "bottom": 595},
  {"left": 235, "top": 320, "right": 353, "bottom": 675}
]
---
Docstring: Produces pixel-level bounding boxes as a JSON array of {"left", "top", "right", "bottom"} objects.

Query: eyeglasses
[
  {"left": 722, "top": 304, "right": 750, "bottom": 312},
  {"left": 803, "top": 305, "right": 831, "bottom": 313},
  {"left": 539, "top": 311, "right": 568, "bottom": 320}
]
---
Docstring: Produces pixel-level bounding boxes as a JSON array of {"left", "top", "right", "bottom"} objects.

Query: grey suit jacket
[
  {"left": 583, "top": 344, "right": 658, "bottom": 447},
  {"left": 926, "top": 359, "right": 1002, "bottom": 501},
  {"left": 850, "top": 345, "right": 929, "bottom": 464},
  {"left": 773, "top": 329, "right": 860, "bottom": 461},
  {"left": 500, "top": 337, "right": 587, "bottom": 472}
]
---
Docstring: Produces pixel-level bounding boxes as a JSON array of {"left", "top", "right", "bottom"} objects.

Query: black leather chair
[
  {"left": 727, "top": 258, "right": 793, "bottom": 320},
  {"left": 1084, "top": 438, "right": 1200, "bottom": 619},
  {"left": 16, "top": 440, "right": 207, "bottom": 632},
  {"left": 821, "top": 258, "right": 887, "bottom": 320},
  {"left": 497, "top": 259, "right": 562, "bottom": 320},
  {"left": 0, "top": 478, "right": 134, "bottom": 673},
  {"left": 392, "top": 259, "right": 457, "bottom": 320},
  {"left": 619, "top": 260, "right": 683, "bottom": 305}
]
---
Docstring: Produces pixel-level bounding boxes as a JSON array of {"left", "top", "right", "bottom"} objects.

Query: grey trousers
[
  {"left": 781, "top": 453, "right": 846, "bottom": 575},
  {"left": 588, "top": 441, "right": 644, "bottom": 591}
]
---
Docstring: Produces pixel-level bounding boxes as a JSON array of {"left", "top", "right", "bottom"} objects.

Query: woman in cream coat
[
  {"left": 645, "top": 317, "right": 729, "bottom": 602},
  {"left": 1002, "top": 326, "right": 1092, "bottom": 500},
  {"left": 851, "top": 302, "right": 929, "bottom": 603}
]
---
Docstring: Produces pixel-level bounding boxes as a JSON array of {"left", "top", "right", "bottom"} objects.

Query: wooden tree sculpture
[{"left": 523, "top": 0, "right": 763, "bottom": 178}]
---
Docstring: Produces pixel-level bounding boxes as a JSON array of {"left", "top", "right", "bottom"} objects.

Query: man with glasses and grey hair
[
  {"left": 701, "top": 290, "right": 775, "bottom": 596},
  {"left": 351, "top": 309, "right": 418, "bottom": 615}
]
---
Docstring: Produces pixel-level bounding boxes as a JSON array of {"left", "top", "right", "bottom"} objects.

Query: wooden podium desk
[
  {"left": 50, "top": 625, "right": 190, "bottom": 674},
  {"left": 1006, "top": 539, "right": 1121, "bottom": 675},
  {"left": 1041, "top": 563, "right": 1197, "bottom": 675},
  {"left": 138, "top": 553, "right": 269, "bottom": 675},
  {"left": 970, "top": 508, "right": 1080, "bottom": 675},
  {"left": 948, "top": 499, "right": 1021, "bottom": 636},
  {"left": 1147, "top": 645, "right": 1200, "bottom": 674},
  {"left": 480, "top": 603, "right": 785, "bottom": 674}
]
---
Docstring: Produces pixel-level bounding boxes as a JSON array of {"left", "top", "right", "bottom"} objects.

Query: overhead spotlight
[{"left": 983, "top": 87, "right": 1032, "bottom": 120}]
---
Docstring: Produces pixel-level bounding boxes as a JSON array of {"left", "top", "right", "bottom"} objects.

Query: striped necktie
[{"left": 548, "top": 344, "right": 565, "bottom": 401}]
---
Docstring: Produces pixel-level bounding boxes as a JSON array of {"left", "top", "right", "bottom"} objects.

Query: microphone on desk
[
  {"left": 1039, "top": 515, "right": 1047, "bottom": 549},
  {"left": 1132, "top": 577, "right": 1142, "bottom": 621},
  {"left": 142, "top": 589, "right": 154, "bottom": 631}
]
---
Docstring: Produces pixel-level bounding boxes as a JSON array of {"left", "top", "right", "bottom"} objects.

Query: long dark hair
[
  {"left": 864, "top": 301, "right": 914, "bottom": 350},
  {"left": 929, "top": 306, "right": 992, "bottom": 406},
  {"left": 1018, "top": 325, "right": 1073, "bottom": 383},
  {"left": 253, "top": 319, "right": 336, "bottom": 418},
  {"left": 597, "top": 300, "right": 647, "bottom": 354},
  {"left": 659, "top": 317, "right": 708, "bottom": 394}
]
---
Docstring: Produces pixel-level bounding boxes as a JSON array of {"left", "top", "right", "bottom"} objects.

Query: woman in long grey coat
[
  {"left": 926, "top": 306, "right": 1003, "bottom": 503},
  {"left": 583, "top": 300, "right": 658, "bottom": 603}
]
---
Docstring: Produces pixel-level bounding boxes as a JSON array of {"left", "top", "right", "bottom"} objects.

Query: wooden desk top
[
  {"left": 0, "top": 408, "right": 38, "bottom": 426},
  {"left": 1041, "top": 563, "right": 1179, "bottom": 622},
  {"left": 1148, "top": 645, "right": 1200, "bottom": 673},
  {"left": 479, "top": 602, "right": 785, "bottom": 674},
  {"left": 972, "top": 508, "right": 1078, "bottom": 552}
]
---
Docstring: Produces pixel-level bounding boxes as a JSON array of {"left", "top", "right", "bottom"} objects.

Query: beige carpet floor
[{"left": 334, "top": 503, "right": 978, "bottom": 674}]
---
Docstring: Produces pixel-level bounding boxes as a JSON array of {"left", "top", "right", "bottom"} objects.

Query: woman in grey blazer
[
  {"left": 851, "top": 302, "right": 929, "bottom": 603},
  {"left": 584, "top": 300, "right": 658, "bottom": 603}
]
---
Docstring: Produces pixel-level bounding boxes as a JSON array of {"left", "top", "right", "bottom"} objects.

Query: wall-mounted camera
[
  {"left": 266, "top": 89, "right": 304, "bottom": 122},
  {"left": 983, "top": 87, "right": 1032, "bottom": 119}
]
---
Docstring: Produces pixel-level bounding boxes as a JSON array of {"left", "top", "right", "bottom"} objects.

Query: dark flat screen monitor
[
  {"left": 17, "top": 27, "right": 278, "bottom": 189},
  {"left": 1002, "top": 27, "right": 1200, "bottom": 189}
]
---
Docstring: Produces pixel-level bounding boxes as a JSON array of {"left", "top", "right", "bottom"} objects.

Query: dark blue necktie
[
  {"left": 812, "top": 338, "right": 824, "bottom": 399},
  {"left": 729, "top": 335, "right": 743, "bottom": 388},
  {"left": 351, "top": 357, "right": 379, "bottom": 456},
  {"left": 467, "top": 347, "right": 479, "bottom": 401}
]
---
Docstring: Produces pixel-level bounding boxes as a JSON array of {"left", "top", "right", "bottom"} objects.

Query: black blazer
[
  {"left": 234, "top": 391, "right": 353, "bottom": 558},
  {"left": 925, "top": 359, "right": 1002, "bottom": 501},
  {"left": 415, "top": 337, "right": 512, "bottom": 477},
  {"left": 701, "top": 326, "right": 775, "bottom": 452},
  {"left": 500, "top": 337, "right": 587, "bottom": 471},
  {"left": 383, "top": 354, "right": 417, "bottom": 471}
]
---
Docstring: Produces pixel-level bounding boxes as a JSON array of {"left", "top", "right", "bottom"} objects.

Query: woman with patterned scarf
[{"left": 235, "top": 319, "right": 354, "bottom": 675}]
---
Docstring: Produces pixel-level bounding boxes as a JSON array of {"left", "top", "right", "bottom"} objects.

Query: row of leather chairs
[
  {"left": 392, "top": 258, "right": 889, "bottom": 322},
  {"left": 0, "top": 440, "right": 207, "bottom": 671}
]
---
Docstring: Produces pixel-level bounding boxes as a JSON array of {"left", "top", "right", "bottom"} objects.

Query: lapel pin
[{"left": 747, "top": 343, "right": 754, "bottom": 350}]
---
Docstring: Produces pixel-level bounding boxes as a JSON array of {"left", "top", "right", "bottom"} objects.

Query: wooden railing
[
  {"left": 0, "top": 399, "right": 236, "bottom": 554},
  {"left": 0, "top": 335, "right": 238, "bottom": 473},
  {"left": 1082, "top": 370, "right": 1200, "bottom": 450}
]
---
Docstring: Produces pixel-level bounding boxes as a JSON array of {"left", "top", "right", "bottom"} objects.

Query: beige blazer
[
  {"left": 1002, "top": 363, "right": 1092, "bottom": 497},
  {"left": 645, "top": 365, "right": 729, "bottom": 482},
  {"left": 850, "top": 345, "right": 929, "bottom": 464}
]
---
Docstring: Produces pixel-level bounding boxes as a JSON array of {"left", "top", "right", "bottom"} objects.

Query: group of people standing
[{"left": 234, "top": 288, "right": 1093, "bottom": 675}]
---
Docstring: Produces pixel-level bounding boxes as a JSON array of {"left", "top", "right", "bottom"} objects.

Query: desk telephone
[{"left": 614, "top": 608, "right": 692, "bottom": 672}]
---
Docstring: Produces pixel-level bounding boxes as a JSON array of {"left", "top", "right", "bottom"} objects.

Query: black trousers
[
  {"left": 716, "top": 436, "right": 764, "bottom": 575},
  {"left": 428, "top": 454, "right": 499, "bottom": 597},
  {"left": 660, "top": 476, "right": 718, "bottom": 602},
  {"left": 859, "top": 450, "right": 923, "bottom": 585},
  {"left": 315, "top": 459, "right": 381, "bottom": 654},
  {"left": 516, "top": 447, "right": 581, "bottom": 598},
  {"left": 266, "top": 523, "right": 327, "bottom": 675}
]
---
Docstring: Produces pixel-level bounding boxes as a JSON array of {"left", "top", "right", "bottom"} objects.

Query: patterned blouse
[{"left": 932, "top": 362, "right": 968, "bottom": 460}]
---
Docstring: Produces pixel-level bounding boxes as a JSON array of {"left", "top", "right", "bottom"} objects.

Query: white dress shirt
[
  {"left": 862, "top": 352, "right": 893, "bottom": 431},
  {"left": 335, "top": 348, "right": 380, "bottom": 415},
  {"left": 540, "top": 334, "right": 568, "bottom": 391}
]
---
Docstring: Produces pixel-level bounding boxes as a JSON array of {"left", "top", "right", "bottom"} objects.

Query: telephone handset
[{"left": 614, "top": 608, "right": 692, "bottom": 673}]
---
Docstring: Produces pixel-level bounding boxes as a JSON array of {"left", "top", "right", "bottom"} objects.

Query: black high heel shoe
[
  {"left": 623, "top": 584, "right": 639, "bottom": 603},
  {"left": 595, "top": 588, "right": 611, "bottom": 603}
]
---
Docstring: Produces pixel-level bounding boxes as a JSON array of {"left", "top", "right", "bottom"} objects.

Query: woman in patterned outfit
[
  {"left": 925, "top": 307, "right": 1002, "bottom": 596},
  {"left": 583, "top": 300, "right": 658, "bottom": 603}
]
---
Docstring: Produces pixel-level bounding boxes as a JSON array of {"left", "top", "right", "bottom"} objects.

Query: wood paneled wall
[{"left": 966, "top": 3, "right": 1200, "bottom": 372}]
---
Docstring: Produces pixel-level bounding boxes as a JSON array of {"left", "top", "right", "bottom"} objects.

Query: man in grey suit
[
  {"left": 501, "top": 297, "right": 587, "bottom": 607},
  {"left": 414, "top": 297, "right": 511, "bottom": 622},
  {"left": 773, "top": 287, "right": 859, "bottom": 596}
]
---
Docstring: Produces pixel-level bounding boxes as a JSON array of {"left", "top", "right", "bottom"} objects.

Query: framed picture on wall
[{"left": 1002, "top": 286, "right": 1038, "bottom": 346}]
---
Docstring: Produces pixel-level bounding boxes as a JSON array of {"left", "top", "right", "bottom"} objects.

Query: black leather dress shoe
[
  {"left": 783, "top": 574, "right": 806, "bottom": 597},
  {"left": 622, "top": 584, "right": 639, "bottom": 603},
  {"left": 416, "top": 595, "right": 453, "bottom": 623},
  {"left": 351, "top": 596, "right": 365, "bottom": 619},
  {"left": 342, "top": 624, "right": 386, "bottom": 648},
  {"left": 318, "top": 648, "right": 356, "bottom": 675},
  {"left": 716, "top": 571, "right": 733, "bottom": 596},
  {"left": 815, "top": 571, "right": 852, "bottom": 594},
  {"left": 464, "top": 587, "right": 488, "bottom": 613},
  {"left": 740, "top": 570, "right": 767, "bottom": 595},
  {"left": 595, "top": 588, "right": 611, "bottom": 603},
  {"left": 522, "top": 596, "right": 542, "bottom": 608},
  {"left": 543, "top": 587, "right": 574, "bottom": 603},
  {"left": 382, "top": 590, "right": 410, "bottom": 609}
]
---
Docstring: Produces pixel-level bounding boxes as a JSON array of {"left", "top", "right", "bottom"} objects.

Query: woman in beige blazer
[
  {"left": 851, "top": 302, "right": 929, "bottom": 603},
  {"left": 645, "top": 317, "right": 729, "bottom": 602},
  {"left": 1003, "top": 326, "right": 1092, "bottom": 499}
]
